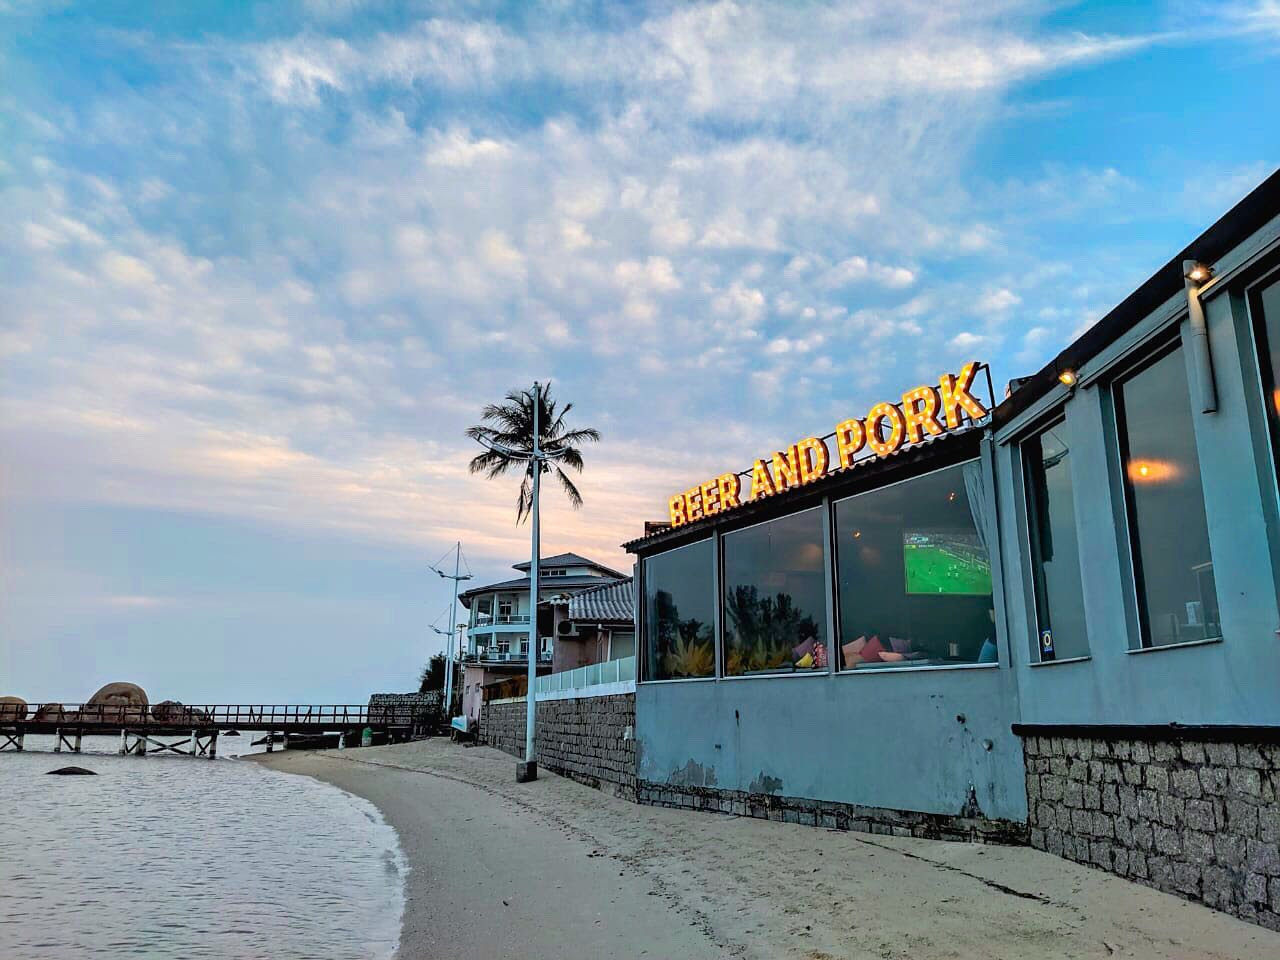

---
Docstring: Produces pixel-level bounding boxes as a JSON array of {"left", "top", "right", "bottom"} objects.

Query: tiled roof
[
  {"left": 568, "top": 577, "right": 634, "bottom": 624},
  {"left": 512, "top": 552, "right": 628, "bottom": 578},
  {"left": 459, "top": 574, "right": 622, "bottom": 606}
]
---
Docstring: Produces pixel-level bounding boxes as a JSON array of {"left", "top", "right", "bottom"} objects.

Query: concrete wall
[
  {"left": 479, "top": 694, "right": 637, "bottom": 799},
  {"left": 636, "top": 666, "right": 1028, "bottom": 825},
  {"left": 1024, "top": 732, "right": 1280, "bottom": 931}
]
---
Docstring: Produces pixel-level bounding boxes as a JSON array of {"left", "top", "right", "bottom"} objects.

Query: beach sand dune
[{"left": 256, "top": 740, "right": 1280, "bottom": 960}]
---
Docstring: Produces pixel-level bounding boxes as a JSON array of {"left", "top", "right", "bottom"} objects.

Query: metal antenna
[{"left": 429, "top": 541, "right": 471, "bottom": 721}]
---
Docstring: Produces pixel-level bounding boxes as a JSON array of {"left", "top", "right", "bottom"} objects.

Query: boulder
[
  {"left": 33, "top": 702, "right": 78, "bottom": 723},
  {"left": 151, "top": 700, "right": 209, "bottom": 723},
  {"left": 0, "top": 696, "right": 27, "bottom": 722},
  {"left": 84, "top": 682, "right": 149, "bottom": 724}
]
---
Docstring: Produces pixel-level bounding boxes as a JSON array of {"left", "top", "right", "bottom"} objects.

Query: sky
[{"left": 1, "top": 1, "right": 1278, "bottom": 704}]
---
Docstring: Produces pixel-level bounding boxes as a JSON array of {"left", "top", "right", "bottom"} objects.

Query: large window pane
[
  {"left": 1253, "top": 277, "right": 1280, "bottom": 480},
  {"left": 834, "top": 461, "right": 997, "bottom": 669},
  {"left": 643, "top": 540, "right": 715, "bottom": 680},
  {"left": 1023, "top": 421, "right": 1088, "bottom": 661},
  {"left": 1115, "top": 344, "right": 1220, "bottom": 647},
  {"left": 722, "top": 507, "right": 828, "bottom": 676}
]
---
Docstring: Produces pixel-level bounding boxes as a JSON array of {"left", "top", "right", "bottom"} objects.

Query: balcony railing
[
  {"left": 461, "top": 649, "right": 554, "bottom": 664},
  {"left": 472, "top": 615, "right": 531, "bottom": 627}
]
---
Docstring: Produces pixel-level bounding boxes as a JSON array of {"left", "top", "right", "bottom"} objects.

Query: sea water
[{"left": 0, "top": 736, "right": 406, "bottom": 959}]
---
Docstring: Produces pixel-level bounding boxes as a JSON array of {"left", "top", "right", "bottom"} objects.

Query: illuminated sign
[{"left": 667, "top": 362, "right": 991, "bottom": 528}]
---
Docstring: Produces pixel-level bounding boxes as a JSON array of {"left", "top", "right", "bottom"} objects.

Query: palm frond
[{"left": 465, "top": 382, "right": 600, "bottom": 525}]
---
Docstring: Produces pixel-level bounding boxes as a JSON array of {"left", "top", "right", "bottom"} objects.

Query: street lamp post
[
  {"left": 471, "top": 380, "right": 566, "bottom": 783},
  {"left": 430, "top": 541, "right": 472, "bottom": 727}
]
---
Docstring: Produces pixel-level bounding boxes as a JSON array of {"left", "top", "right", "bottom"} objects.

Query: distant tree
[
  {"left": 465, "top": 382, "right": 601, "bottom": 524},
  {"left": 419, "top": 653, "right": 447, "bottom": 693}
]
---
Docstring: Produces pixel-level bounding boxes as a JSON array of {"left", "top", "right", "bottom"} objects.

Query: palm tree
[{"left": 466, "top": 383, "right": 601, "bottom": 523}]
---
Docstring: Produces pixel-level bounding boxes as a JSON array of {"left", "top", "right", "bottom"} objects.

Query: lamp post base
[{"left": 516, "top": 760, "right": 538, "bottom": 783}]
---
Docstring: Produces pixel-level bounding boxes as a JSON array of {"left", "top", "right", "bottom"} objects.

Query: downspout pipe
[{"left": 1183, "top": 259, "right": 1218, "bottom": 414}]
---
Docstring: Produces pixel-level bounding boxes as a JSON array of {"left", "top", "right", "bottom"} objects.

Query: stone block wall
[
  {"left": 479, "top": 694, "right": 637, "bottom": 799},
  {"left": 637, "top": 782, "right": 1027, "bottom": 843},
  {"left": 1022, "top": 732, "right": 1280, "bottom": 930}
]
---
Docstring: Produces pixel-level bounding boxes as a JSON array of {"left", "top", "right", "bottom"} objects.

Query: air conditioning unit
[{"left": 556, "top": 620, "right": 580, "bottom": 638}]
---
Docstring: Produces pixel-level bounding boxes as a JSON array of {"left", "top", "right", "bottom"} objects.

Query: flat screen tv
[{"left": 903, "top": 530, "right": 993, "bottom": 596}]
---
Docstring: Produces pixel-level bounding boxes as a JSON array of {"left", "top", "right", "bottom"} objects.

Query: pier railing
[{"left": 2, "top": 703, "right": 430, "bottom": 732}]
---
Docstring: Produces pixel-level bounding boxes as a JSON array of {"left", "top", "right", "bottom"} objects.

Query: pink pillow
[
  {"left": 860, "top": 635, "right": 886, "bottom": 662},
  {"left": 879, "top": 651, "right": 905, "bottom": 662},
  {"left": 841, "top": 636, "right": 866, "bottom": 667}
]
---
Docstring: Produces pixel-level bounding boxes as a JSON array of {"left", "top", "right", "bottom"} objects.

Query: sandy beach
[{"left": 254, "top": 739, "right": 1280, "bottom": 960}]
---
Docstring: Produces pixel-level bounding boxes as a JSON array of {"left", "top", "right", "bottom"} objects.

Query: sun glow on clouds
[{"left": 0, "top": 0, "right": 1272, "bottom": 588}]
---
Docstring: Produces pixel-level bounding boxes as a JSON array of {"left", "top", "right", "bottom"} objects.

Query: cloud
[{"left": 0, "top": 0, "right": 1237, "bottom": 583}]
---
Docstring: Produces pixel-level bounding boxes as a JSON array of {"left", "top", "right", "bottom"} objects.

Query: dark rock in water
[
  {"left": 222, "top": 729, "right": 241, "bottom": 737},
  {"left": 47, "top": 766, "right": 96, "bottom": 776}
]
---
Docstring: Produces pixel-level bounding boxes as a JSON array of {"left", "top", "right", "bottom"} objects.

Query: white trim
[
  {"left": 1125, "top": 636, "right": 1223, "bottom": 655},
  {"left": 835, "top": 662, "right": 999, "bottom": 676},
  {"left": 638, "top": 675, "right": 716, "bottom": 685},
  {"left": 1028, "top": 655, "right": 1092, "bottom": 669},
  {"left": 719, "top": 670, "right": 827, "bottom": 681}
]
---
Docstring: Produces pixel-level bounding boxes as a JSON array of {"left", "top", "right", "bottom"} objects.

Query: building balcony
[
  {"left": 460, "top": 649, "right": 554, "bottom": 666},
  {"left": 467, "top": 618, "right": 533, "bottom": 639}
]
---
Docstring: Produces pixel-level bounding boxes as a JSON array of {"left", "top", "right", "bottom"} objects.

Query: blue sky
[{"left": 2, "top": 0, "right": 1277, "bottom": 703}]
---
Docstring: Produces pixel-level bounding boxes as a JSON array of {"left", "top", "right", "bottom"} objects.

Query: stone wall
[
  {"left": 637, "top": 782, "right": 1027, "bottom": 843},
  {"left": 479, "top": 694, "right": 637, "bottom": 799},
  {"left": 1022, "top": 731, "right": 1280, "bottom": 930}
]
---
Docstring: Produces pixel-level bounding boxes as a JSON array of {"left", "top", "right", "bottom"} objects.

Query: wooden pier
[{"left": 0, "top": 703, "right": 430, "bottom": 758}]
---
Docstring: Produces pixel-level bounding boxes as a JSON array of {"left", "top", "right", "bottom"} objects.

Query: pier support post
[
  {"left": 54, "top": 728, "right": 61, "bottom": 752},
  {"left": 266, "top": 731, "right": 274, "bottom": 753},
  {"left": 192, "top": 730, "right": 198, "bottom": 758},
  {"left": 120, "top": 729, "right": 127, "bottom": 755},
  {"left": 209, "top": 730, "right": 217, "bottom": 759},
  {"left": 74, "top": 733, "right": 81, "bottom": 753},
  {"left": 338, "top": 731, "right": 346, "bottom": 750}
]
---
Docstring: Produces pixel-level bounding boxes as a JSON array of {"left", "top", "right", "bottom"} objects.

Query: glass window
[
  {"left": 1253, "top": 276, "right": 1280, "bottom": 479},
  {"left": 722, "top": 507, "right": 828, "bottom": 676},
  {"left": 834, "top": 461, "right": 997, "bottom": 669},
  {"left": 1023, "top": 421, "right": 1088, "bottom": 661},
  {"left": 643, "top": 539, "right": 715, "bottom": 680},
  {"left": 610, "top": 631, "right": 635, "bottom": 660},
  {"left": 1115, "top": 344, "right": 1220, "bottom": 647}
]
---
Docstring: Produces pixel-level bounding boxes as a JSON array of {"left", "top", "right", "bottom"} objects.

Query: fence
[{"left": 534, "top": 656, "right": 635, "bottom": 696}]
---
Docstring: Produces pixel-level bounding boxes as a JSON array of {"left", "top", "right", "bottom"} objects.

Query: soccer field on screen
[{"left": 904, "top": 542, "right": 993, "bottom": 596}]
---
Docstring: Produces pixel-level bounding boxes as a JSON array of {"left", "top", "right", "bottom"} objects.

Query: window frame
[
  {"left": 829, "top": 457, "right": 999, "bottom": 674},
  {"left": 1245, "top": 260, "right": 1280, "bottom": 492},
  {"left": 638, "top": 536, "right": 718, "bottom": 684},
  {"left": 1019, "top": 414, "right": 1090, "bottom": 664},
  {"left": 1110, "top": 335, "right": 1221, "bottom": 650},
  {"left": 718, "top": 503, "right": 832, "bottom": 679}
]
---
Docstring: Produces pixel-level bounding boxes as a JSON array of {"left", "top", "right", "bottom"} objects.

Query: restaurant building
[{"left": 625, "top": 169, "right": 1280, "bottom": 926}]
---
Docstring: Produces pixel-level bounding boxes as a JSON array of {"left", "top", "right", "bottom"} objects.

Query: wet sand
[{"left": 255, "top": 739, "right": 1280, "bottom": 960}]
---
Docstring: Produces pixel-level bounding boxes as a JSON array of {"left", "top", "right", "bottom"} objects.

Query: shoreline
[
  {"left": 251, "top": 742, "right": 732, "bottom": 960},
  {"left": 253, "top": 738, "right": 1280, "bottom": 960}
]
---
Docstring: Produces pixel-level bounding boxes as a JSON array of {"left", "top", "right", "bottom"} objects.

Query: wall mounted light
[
  {"left": 1057, "top": 369, "right": 1078, "bottom": 388},
  {"left": 1185, "top": 262, "right": 1214, "bottom": 285},
  {"left": 1183, "top": 259, "right": 1218, "bottom": 414}
]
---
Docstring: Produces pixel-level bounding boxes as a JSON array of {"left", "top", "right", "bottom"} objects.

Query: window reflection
[
  {"left": 834, "top": 461, "right": 997, "bottom": 669},
  {"left": 1023, "top": 421, "right": 1088, "bottom": 661},
  {"left": 1253, "top": 277, "right": 1280, "bottom": 478},
  {"left": 1114, "top": 344, "right": 1220, "bottom": 647},
  {"left": 722, "top": 508, "right": 828, "bottom": 676},
  {"left": 643, "top": 540, "right": 715, "bottom": 680}
]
